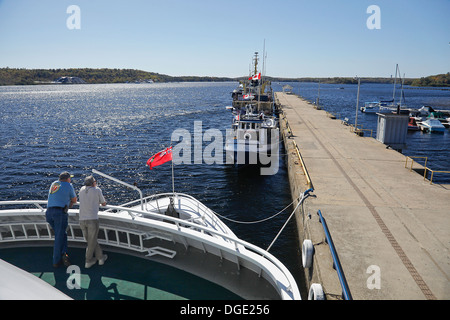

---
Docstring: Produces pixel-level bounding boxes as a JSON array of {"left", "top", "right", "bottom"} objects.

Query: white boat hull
[
  {"left": 0, "top": 194, "right": 300, "bottom": 300},
  {"left": 0, "top": 259, "right": 71, "bottom": 300},
  {"left": 225, "top": 128, "right": 280, "bottom": 166},
  {"left": 418, "top": 119, "right": 446, "bottom": 133}
]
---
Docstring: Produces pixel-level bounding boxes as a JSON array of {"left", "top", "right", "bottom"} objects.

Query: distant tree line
[
  {"left": 410, "top": 73, "right": 449, "bottom": 87},
  {"left": 266, "top": 77, "right": 404, "bottom": 85},
  {"left": 0, "top": 67, "right": 448, "bottom": 87},
  {"left": 0, "top": 68, "right": 233, "bottom": 86}
]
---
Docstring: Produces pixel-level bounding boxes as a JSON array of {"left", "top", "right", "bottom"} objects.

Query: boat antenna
[{"left": 262, "top": 39, "right": 266, "bottom": 78}]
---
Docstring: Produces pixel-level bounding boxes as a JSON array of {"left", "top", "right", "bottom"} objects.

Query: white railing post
[{"left": 92, "top": 169, "right": 144, "bottom": 210}]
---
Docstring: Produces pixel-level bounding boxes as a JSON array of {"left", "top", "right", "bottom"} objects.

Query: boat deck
[
  {"left": 1, "top": 246, "right": 242, "bottom": 300},
  {"left": 276, "top": 92, "right": 449, "bottom": 300},
  {"left": 0, "top": 193, "right": 293, "bottom": 300}
]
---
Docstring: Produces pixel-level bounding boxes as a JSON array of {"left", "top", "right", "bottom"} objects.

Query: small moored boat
[
  {"left": 418, "top": 118, "right": 445, "bottom": 133},
  {"left": 360, "top": 102, "right": 395, "bottom": 114},
  {"left": 408, "top": 117, "right": 420, "bottom": 131}
]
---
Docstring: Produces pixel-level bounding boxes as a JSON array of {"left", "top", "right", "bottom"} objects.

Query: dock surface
[{"left": 276, "top": 92, "right": 449, "bottom": 300}]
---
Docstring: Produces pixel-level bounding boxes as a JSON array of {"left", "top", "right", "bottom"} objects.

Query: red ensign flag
[
  {"left": 147, "top": 146, "right": 173, "bottom": 170},
  {"left": 248, "top": 73, "right": 261, "bottom": 80}
]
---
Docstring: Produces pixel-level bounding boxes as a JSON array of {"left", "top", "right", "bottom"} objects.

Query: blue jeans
[{"left": 46, "top": 207, "right": 68, "bottom": 265}]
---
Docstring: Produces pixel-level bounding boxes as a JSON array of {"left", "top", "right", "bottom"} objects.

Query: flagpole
[
  {"left": 170, "top": 144, "right": 175, "bottom": 196},
  {"left": 171, "top": 155, "right": 175, "bottom": 196}
]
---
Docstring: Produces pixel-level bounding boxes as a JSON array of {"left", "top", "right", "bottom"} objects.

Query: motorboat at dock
[
  {"left": 360, "top": 101, "right": 396, "bottom": 114},
  {"left": 417, "top": 118, "right": 446, "bottom": 133},
  {"left": 225, "top": 104, "right": 279, "bottom": 167},
  {"left": 408, "top": 117, "right": 420, "bottom": 131}
]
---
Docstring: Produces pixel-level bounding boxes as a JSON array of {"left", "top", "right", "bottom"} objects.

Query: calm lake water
[
  {"left": 0, "top": 82, "right": 304, "bottom": 298},
  {"left": 0, "top": 81, "right": 448, "bottom": 299}
]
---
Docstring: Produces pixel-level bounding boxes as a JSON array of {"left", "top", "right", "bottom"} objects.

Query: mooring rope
[
  {"left": 212, "top": 198, "right": 296, "bottom": 224},
  {"left": 266, "top": 189, "right": 312, "bottom": 252},
  {"left": 213, "top": 188, "right": 313, "bottom": 227}
]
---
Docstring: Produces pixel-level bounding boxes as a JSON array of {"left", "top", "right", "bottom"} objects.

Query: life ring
[
  {"left": 308, "top": 283, "right": 325, "bottom": 300},
  {"left": 244, "top": 132, "right": 251, "bottom": 140},
  {"left": 302, "top": 239, "right": 314, "bottom": 268}
]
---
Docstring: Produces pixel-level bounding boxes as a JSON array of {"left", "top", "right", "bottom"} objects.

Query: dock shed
[{"left": 376, "top": 113, "right": 409, "bottom": 151}]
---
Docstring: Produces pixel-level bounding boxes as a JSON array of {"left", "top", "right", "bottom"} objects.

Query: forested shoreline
[{"left": 0, "top": 67, "right": 448, "bottom": 87}]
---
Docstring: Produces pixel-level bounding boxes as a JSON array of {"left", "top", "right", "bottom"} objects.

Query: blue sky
[{"left": 0, "top": 0, "right": 449, "bottom": 78}]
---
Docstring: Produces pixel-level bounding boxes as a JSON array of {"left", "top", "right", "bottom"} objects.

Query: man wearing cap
[
  {"left": 46, "top": 171, "right": 77, "bottom": 267},
  {"left": 79, "top": 175, "right": 108, "bottom": 268}
]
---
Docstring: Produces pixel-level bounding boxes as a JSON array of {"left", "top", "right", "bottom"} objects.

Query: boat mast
[
  {"left": 262, "top": 40, "right": 266, "bottom": 79},
  {"left": 253, "top": 52, "right": 261, "bottom": 111},
  {"left": 253, "top": 52, "right": 258, "bottom": 76},
  {"left": 262, "top": 40, "right": 267, "bottom": 95},
  {"left": 392, "top": 64, "right": 398, "bottom": 105},
  {"left": 400, "top": 73, "right": 406, "bottom": 108}
]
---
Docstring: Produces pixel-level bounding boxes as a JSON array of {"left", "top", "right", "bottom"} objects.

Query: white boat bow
[{"left": 0, "top": 192, "right": 301, "bottom": 300}]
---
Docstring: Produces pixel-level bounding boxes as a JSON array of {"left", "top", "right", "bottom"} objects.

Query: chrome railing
[{"left": 118, "top": 192, "right": 230, "bottom": 235}]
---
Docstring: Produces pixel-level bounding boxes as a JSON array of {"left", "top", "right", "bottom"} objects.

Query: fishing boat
[
  {"left": 0, "top": 170, "right": 302, "bottom": 300},
  {"left": 231, "top": 53, "right": 273, "bottom": 113},
  {"left": 418, "top": 118, "right": 445, "bottom": 133},
  {"left": 225, "top": 52, "right": 279, "bottom": 168},
  {"left": 225, "top": 105, "right": 279, "bottom": 167}
]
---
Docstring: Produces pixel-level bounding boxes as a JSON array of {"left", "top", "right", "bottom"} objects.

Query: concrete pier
[{"left": 276, "top": 92, "right": 449, "bottom": 300}]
